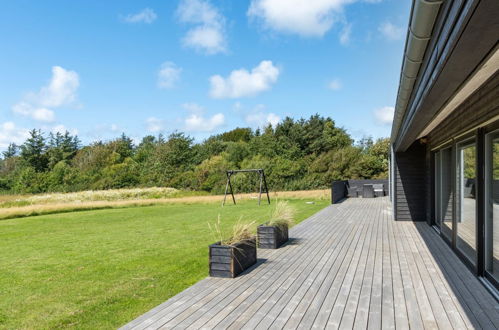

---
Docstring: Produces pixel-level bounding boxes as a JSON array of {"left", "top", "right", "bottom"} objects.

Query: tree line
[{"left": 0, "top": 115, "right": 389, "bottom": 194}]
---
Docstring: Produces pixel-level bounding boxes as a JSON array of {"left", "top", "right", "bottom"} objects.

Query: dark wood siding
[
  {"left": 394, "top": 141, "right": 427, "bottom": 221},
  {"left": 424, "top": 72, "right": 499, "bottom": 225},
  {"left": 428, "top": 72, "right": 499, "bottom": 148},
  {"left": 425, "top": 144, "right": 433, "bottom": 225}
]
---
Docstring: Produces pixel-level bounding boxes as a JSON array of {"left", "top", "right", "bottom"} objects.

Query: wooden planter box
[
  {"left": 257, "top": 224, "right": 289, "bottom": 249},
  {"left": 209, "top": 238, "right": 257, "bottom": 278}
]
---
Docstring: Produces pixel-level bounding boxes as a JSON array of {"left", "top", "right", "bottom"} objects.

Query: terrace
[{"left": 122, "top": 197, "right": 499, "bottom": 329}]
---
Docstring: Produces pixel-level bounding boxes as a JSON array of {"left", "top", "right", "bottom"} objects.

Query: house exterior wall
[
  {"left": 424, "top": 71, "right": 499, "bottom": 228},
  {"left": 426, "top": 72, "right": 499, "bottom": 149},
  {"left": 393, "top": 141, "right": 427, "bottom": 221},
  {"left": 392, "top": 72, "right": 499, "bottom": 223},
  {"left": 394, "top": 0, "right": 499, "bottom": 151},
  {"left": 390, "top": 0, "right": 499, "bottom": 292}
]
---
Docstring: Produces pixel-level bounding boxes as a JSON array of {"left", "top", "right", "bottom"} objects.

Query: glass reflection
[
  {"left": 457, "top": 144, "right": 476, "bottom": 265},
  {"left": 486, "top": 138, "right": 499, "bottom": 283}
]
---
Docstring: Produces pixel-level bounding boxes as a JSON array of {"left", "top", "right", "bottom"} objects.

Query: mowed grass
[{"left": 0, "top": 198, "right": 328, "bottom": 329}]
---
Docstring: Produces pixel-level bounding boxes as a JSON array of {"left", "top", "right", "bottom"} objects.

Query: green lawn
[{"left": 0, "top": 198, "right": 328, "bottom": 329}]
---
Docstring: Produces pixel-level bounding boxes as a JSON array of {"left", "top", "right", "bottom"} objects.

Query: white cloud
[
  {"left": 110, "top": 124, "right": 120, "bottom": 132},
  {"left": 0, "top": 122, "right": 30, "bottom": 149},
  {"left": 177, "top": 0, "right": 227, "bottom": 54},
  {"left": 98, "top": 123, "right": 120, "bottom": 133},
  {"left": 182, "top": 102, "right": 204, "bottom": 114},
  {"left": 248, "top": 0, "right": 381, "bottom": 38},
  {"left": 185, "top": 113, "right": 225, "bottom": 132},
  {"left": 13, "top": 104, "right": 55, "bottom": 123},
  {"left": 244, "top": 104, "right": 281, "bottom": 128},
  {"left": 374, "top": 106, "right": 394, "bottom": 125},
  {"left": 146, "top": 117, "right": 165, "bottom": 133},
  {"left": 88, "top": 124, "right": 121, "bottom": 140},
  {"left": 328, "top": 78, "right": 342, "bottom": 91},
  {"left": 2, "top": 122, "right": 15, "bottom": 131},
  {"left": 157, "top": 62, "right": 182, "bottom": 89},
  {"left": 12, "top": 66, "right": 79, "bottom": 122},
  {"left": 32, "top": 108, "right": 56, "bottom": 122},
  {"left": 36, "top": 66, "right": 79, "bottom": 108},
  {"left": 183, "top": 26, "right": 226, "bottom": 54},
  {"left": 51, "top": 124, "right": 78, "bottom": 136},
  {"left": 209, "top": 60, "right": 280, "bottom": 99},
  {"left": 180, "top": 102, "right": 225, "bottom": 132},
  {"left": 266, "top": 113, "right": 280, "bottom": 127},
  {"left": 339, "top": 23, "right": 352, "bottom": 45},
  {"left": 123, "top": 8, "right": 157, "bottom": 24},
  {"left": 378, "top": 22, "right": 404, "bottom": 41},
  {"left": 12, "top": 102, "right": 55, "bottom": 123}
]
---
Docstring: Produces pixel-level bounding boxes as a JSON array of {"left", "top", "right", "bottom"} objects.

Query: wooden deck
[{"left": 122, "top": 197, "right": 499, "bottom": 329}]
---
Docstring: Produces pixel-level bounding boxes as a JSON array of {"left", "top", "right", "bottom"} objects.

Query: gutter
[{"left": 390, "top": 0, "right": 444, "bottom": 145}]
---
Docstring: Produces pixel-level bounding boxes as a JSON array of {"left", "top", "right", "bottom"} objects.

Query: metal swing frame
[{"left": 222, "top": 168, "right": 270, "bottom": 206}]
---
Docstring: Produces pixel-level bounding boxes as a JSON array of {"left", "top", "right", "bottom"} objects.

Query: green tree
[
  {"left": 193, "top": 155, "right": 233, "bottom": 193},
  {"left": 135, "top": 135, "right": 157, "bottom": 163},
  {"left": 0, "top": 115, "right": 390, "bottom": 194},
  {"left": 225, "top": 142, "right": 250, "bottom": 167},
  {"left": 219, "top": 127, "right": 253, "bottom": 142},
  {"left": 20, "top": 129, "right": 48, "bottom": 172},
  {"left": 2, "top": 143, "right": 18, "bottom": 159},
  {"left": 47, "top": 131, "right": 80, "bottom": 168},
  {"left": 46, "top": 161, "right": 73, "bottom": 191},
  {"left": 101, "top": 157, "right": 140, "bottom": 189},
  {"left": 12, "top": 167, "right": 47, "bottom": 193},
  {"left": 111, "top": 133, "right": 134, "bottom": 162},
  {"left": 142, "top": 132, "right": 194, "bottom": 186}
]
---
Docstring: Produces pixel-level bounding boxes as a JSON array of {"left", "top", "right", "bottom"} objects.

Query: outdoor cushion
[{"left": 363, "top": 185, "right": 375, "bottom": 198}]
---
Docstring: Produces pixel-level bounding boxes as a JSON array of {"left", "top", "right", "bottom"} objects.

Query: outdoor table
[{"left": 363, "top": 184, "right": 375, "bottom": 198}]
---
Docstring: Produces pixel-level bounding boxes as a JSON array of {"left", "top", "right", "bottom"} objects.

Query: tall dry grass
[
  {"left": 208, "top": 215, "right": 255, "bottom": 246},
  {"left": 2, "top": 187, "right": 179, "bottom": 206},
  {"left": 0, "top": 189, "right": 330, "bottom": 220},
  {"left": 268, "top": 200, "right": 296, "bottom": 229}
]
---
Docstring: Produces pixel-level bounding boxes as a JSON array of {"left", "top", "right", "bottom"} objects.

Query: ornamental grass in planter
[
  {"left": 208, "top": 217, "right": 257, "bottom": 278},
  {"left": 258, "top": 201, "right": 296, "bottom": 249}
]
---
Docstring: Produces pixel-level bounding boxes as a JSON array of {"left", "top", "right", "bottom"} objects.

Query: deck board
[
  {"left": 386, "top": 209, "right": 409, "bottom": 330},
  {"left": 121, "top": 197, "right": 499, "bottom": 330}
]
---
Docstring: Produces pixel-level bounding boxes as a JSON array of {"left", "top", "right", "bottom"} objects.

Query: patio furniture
[
  {"left": 347, "top": 186, "right": 359, "bottom": 197},
  {"left": 373, "top": 184, "right": 384, "bottom": 197},
  {"left": 363, "top": 184, "right": 375, "bottom": 198}
]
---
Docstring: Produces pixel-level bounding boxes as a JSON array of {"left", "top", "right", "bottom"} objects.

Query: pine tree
[
  {"left": 2, "top": 143, "right": 18, "bottom": 159},
  {"left": 20, "top": 129, "right": 48, "bottom": 172}
]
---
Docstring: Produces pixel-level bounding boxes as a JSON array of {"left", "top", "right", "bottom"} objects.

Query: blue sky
[{"left": 0, "top": 0, "right": 410, "bottom": 149}]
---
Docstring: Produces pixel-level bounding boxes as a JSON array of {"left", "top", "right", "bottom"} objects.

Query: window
[
  {"left": 485, "top": 132, "right": 499, "bottom": 284},
  {"left": 435, "top": 148, "right": 453, "bottom": 240},
  {"left": 456, "top": 141, "right": 477, "bottom": 265}
]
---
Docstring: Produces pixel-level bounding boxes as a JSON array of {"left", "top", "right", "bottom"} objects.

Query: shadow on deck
[{"left": 121, "top": 197, "right": 499, "bottom": 329}]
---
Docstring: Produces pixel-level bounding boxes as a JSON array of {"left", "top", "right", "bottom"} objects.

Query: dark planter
[
  {"left": 209, "top": 238, "right": 257, "bottom": 278},
  {"left": 257, "top": 224, "right": 289, "bottom": 249}
]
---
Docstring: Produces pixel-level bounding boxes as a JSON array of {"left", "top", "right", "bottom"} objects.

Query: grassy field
[
  {"left": 0, "top": 188, "right": 329, "bottom": 220},
  {"left": 0, "top": 196, "right": 329, "bottom": 329}
]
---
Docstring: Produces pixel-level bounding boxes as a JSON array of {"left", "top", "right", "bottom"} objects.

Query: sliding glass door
[
  {"left": 435, "top": 148, "right": 453, "bottom": 240},
  {"left": 456, "top": 141, "right": 477, "bottom": 265},
  {"left": 486, "top": 133, "right": 499, "bottom": 284},
  {"left": 433, "top": 129, "right": 499, "bottom": 291},
  {"left": 435, "top": 152, "right": 442, "bottom": 229}
]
